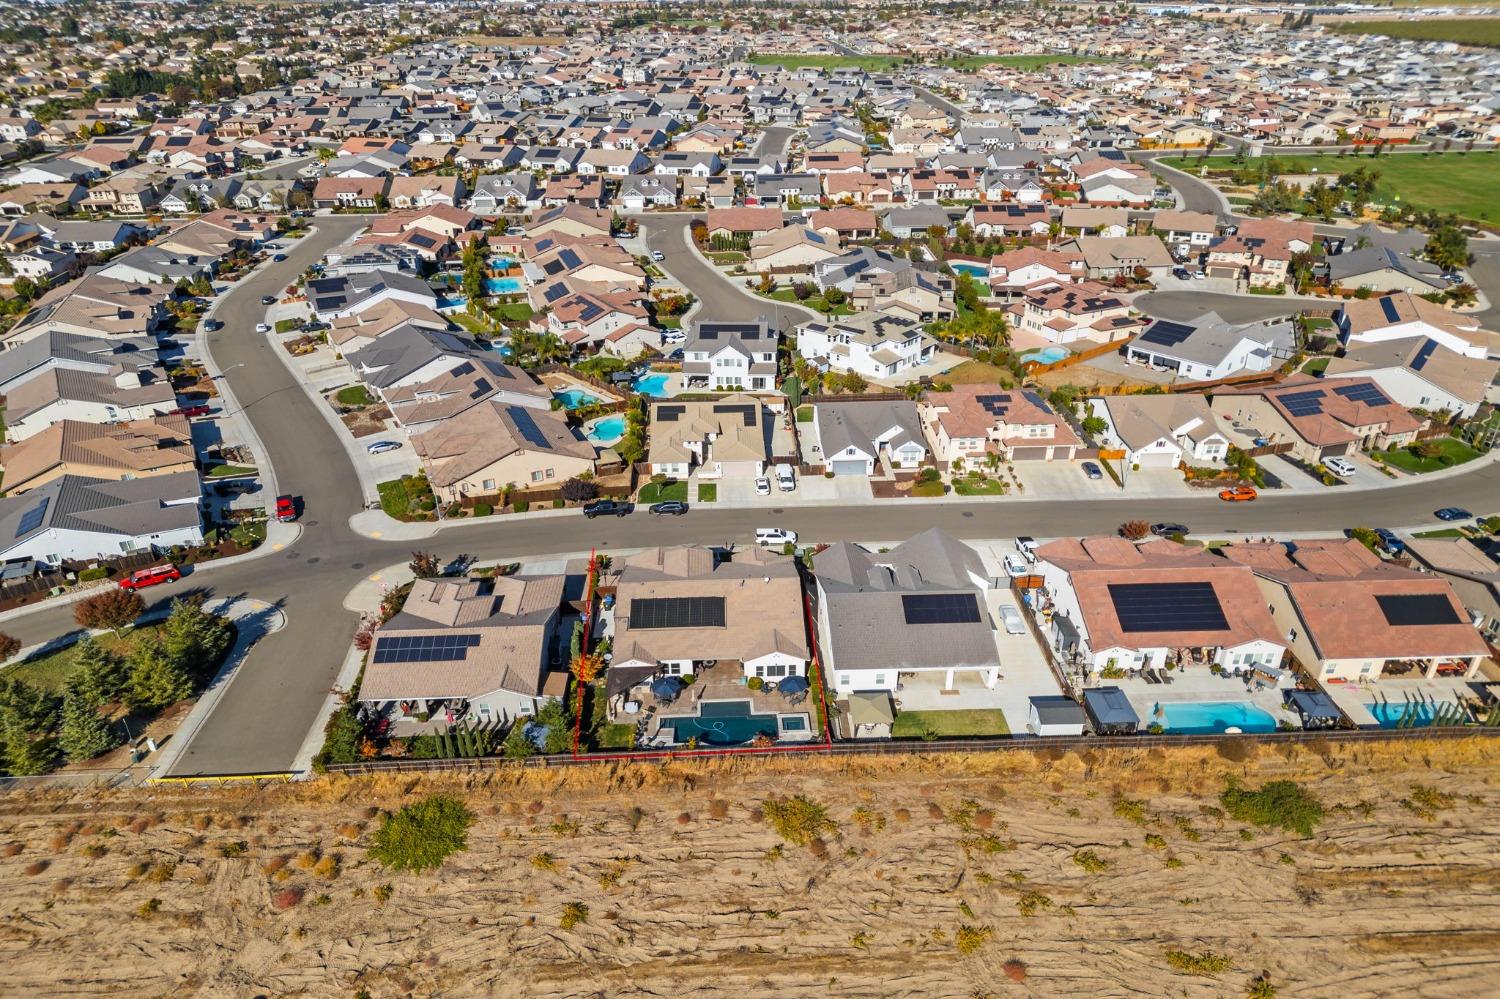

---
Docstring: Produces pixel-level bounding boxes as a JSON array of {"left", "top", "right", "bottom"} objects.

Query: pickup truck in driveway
[{"left": 583, "top": 499, "right": 633, "bottom": 519}]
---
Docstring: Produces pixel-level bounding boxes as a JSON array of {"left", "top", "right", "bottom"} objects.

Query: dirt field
[{"left": 1, "top": 738, "right": 1497, "bottom": 998}]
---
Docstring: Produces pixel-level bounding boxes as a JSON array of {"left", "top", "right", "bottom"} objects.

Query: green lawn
[
  {"left": 273, "top": 318, "right": 303, "bottom": 334},
  {"left": 1412, "top": 527, "right": 1466, "bottom": 539},
  {"left": 952, "top": 476, "right": 1006, "bottom": 496},
  {"left": 8, "top": 625, "right": 166, "bottom": 693},
  {"left": 945, "top": 359, "right": 1014, "bottom": 384},
  {"left": 696, "top": 483, "right": 717, "bottom": 503},
  {"left": 1329, "top": 18, "right": 1500, "bottom": 48},
  {"left": 1301, "top": 357, "right": 1330, "bottom": 375},
  {"left": 492, "top": 301, "right": 534, "bottom": 323},
  {"left": 597, "top": 723, "right": 636, "bottom": 750},
  {"left": 205, "top": 463, "right": 258, "bottom": 478},
  {"left": 638, "top": 480, "right": 688, "bottom": 503},
  {"left": 335, "top": 384, "right": 375, "bottom": 406},
  {"left": 760, "top": 287, "right": 853, "bottom": 316},
  {"left": 448, "top": 311, "right": 490, "bottom": 334},
  {"left": 747, "top": 52, "right": 906, "bottom": 72},
  {"left": 230, "top": 519, "right": 266, "bottom": 548},
  {"left": 1158, "top": 150, "right": 1500, "bottom": 225},
  {"left": 796, "top": 405, "right": 813, "bottom": 422},
  {"left": 377, "top": 475, "right": 435, "bottom": 519},
  {"left": 1374, "top": 437, "right": 1482, "bottom": 474},
  {"left": 892, "top": 709, "right": 1009, "bottom": 739},
  {"left": 941, "top": 54, "right": 1111, "bottom": 70}
]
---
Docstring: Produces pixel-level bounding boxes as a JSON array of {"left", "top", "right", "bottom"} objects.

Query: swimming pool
[
  {"left": 1366, "top": 700, "right": 1438, "bottom": 729},
  {"left": 660, "top": 699, "right": 779, "bottom": 746},
  {"left": 554, "top": 388, "right": 602, "bottom": 409},
  {"left": 484, "top": 277, "right": 522, "bottom": 294},
  {"left": 585, "top": 414, "right": 626, "bottom": 445},
  {"left": 1020, "top": 346, "right": 1070, "bottom": 365},
  {"left": 633, "top": 373, "right": 672, "bottom": 397},
  {"left": 950, "top": 262, "right": 990, "bottom": 279},
  {"left": 437, "top": 294, "right": 466, "bottom": 310},
  {"left": 1158, "top": 701, "right": 1278, "bottom": 735}
]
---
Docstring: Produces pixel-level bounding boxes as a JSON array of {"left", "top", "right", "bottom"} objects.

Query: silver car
[{"left": 998, "top": 603, "right": 1025, "bottom": 635}]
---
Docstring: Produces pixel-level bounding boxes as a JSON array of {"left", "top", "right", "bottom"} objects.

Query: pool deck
[
  {"left": 1114, "top": 669, "right": 1301, "bottom": 731},
  {"left": 618, "top": 661, "right": 814, "bottom": 745},
  {"left": 540, "top": 371, "right": 622, "bottom": 404},
  {"left": 1322, "top": 675, "right": 1485, "bottom": 728}
]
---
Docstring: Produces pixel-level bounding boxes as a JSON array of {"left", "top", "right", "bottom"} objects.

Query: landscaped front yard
[
  {"left": 891, "top": 709, "right": 1009, "bottom": 739},
  {"left": 952, "top": 475, "right": 1006, "bottom": 496},
  {"left": 1374, "top": 437, "right": 1481, "bottom": 474},
  {"left": 759, "top": 287, "right": 854, "bottom": 316},
  {"left": 638, "top": 479, "right": 689, "bottom": 503}
]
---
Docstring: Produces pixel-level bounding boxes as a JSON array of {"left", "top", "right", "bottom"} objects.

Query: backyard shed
[
  {"left": 1082, "top": 686, "right": 1140, "bottom": 735},
  {"left": 846, "top": 691, "right": 894, "bottom": 739},
  {"left": 1028, "top": 695, "right": 1086, "bottom": 737},
  {"left": 1285, "top": 689, "right": 1342, "bottom": 730}
]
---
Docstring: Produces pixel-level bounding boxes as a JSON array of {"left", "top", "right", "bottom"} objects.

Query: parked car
[
  {"left": 661, "top": 330, "right": 687, "bottom": 344},
  {"left": 1324, "top": 456, "right": 1357, "bottom": 478},
  {"left": 119, "top": 564, "right": 182, "bottom": 590},
  {"left": 649, "top": 501, "right": 689, "bottom": 516},
  {"left": 756, "top": 528, "right": 797, "bottom": 547},
  {"left": 1435, "top": 507, "right": 1473, "bottom": 522},
  {"left": 202, "top": 318, "right": 223, "bottom": 332},
  {"left": 1191, "top": 270, "right": 1205, "bottom": 281},
  {"left": 1372, "top": 528, "right": 1405, "bottom": 555},
  {"left": 275, "top": 495, "right": 298, "bottom": 522},
  {"left": 1003, "top": 554, "right": 1029, "bottom": 577},
  {"left": 272, "top": 253, "right": 287, "bottom": 262},
  {"left": 1081, "top": 461, "right": 1103, "bottom": 480},
  {"left": 366, "top": 440, "right": 402, "bottom": 455},
  {"left": 303, "top": 320, "right": 329, "bottom": 332},
  {"left": 1172, "top": 266, "right": 1190, "bottom": 280},
  {"left": 754, "top": 476, "right": 772, "bottom": 496},
  {"left": 1219, "top": 485, "right": 1258, "bottom": 502},
  {"left": 776, "top": 465, "right": 796, "bottom": 491},
  {"left": 1151, "top": 523, "right": 1190, "bottom": 537},
  {"left": 650, "top": 250, "right": 665, "bottom": 262},
  {"left": 998, "top": 603, "right": 1026, "bottom": 635},
  {"left": 583, "top": 499, "right": 633, "bottom": 519},
  {"left": 255, "top": 322, "right": 271, "bottom": 333},
  {"left": 260, "top": 295, "right": 277, "bottom": 305},
  {"left": 169, "top": 404, "right": 212, "bottom": 418}
]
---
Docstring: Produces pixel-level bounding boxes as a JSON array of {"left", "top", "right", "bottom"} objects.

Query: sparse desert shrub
[
  {"left": 1164, "top": 949, "right": 1232, "bottom": 976},
  {"left": 261, "top": 856, "right": 288, "bottom": 876},
  {"left": 531, "top": 852, "right": 557, "bottom": 871},
  {"left": 762, "top": 795, "right": 837, "bottom": 846},
  {"left": 294, "top": 850, "right": 320, "bottom": 869},
  {"left": 126, "top": 861, "right": 150, "bottom": 878},
  {"left": 23, "top": 860, "right": 49, "bottom": 876},
  {"left": 1002, "top": 959, "right": 1027, "bottom": 983},
  {"left": 313, "top": 855, "right": 340, "bottom": 879},
  {"left": 219, "top": 841, "right": 247, "bottom": 858},
  {"left": 1112, "top": 796, "right": 1148, "bottom": 825},
  {"left": 955, "top": 924, "right": 993, "bottom": 956},
  {"left": 1144, "top": 833, "right": 1167, "bottom": 849},
  {"left": 1216, "top": 738, "right": 1258, "bottom": 763},
  {"left": 1401, "top": 784, "right": 1455, "bottom": 821},
  {"left": 1, "top": 842, "right": 22, "bottom": 857},
  {"left": 1220, "top": 779, "right": 1323, "bottom": 837},
  {"left": 708, "top": 800, "right": 729, "bottom": 820},
  {"left": 676, "top": 812, "right": 692, "bottom": 825},
  {"left": 50, "top": 833, "right": 73, "bottom": 851},
  {"left": 894, "top": 808, "right": 911, "bottom": 822},
  {"left": 81, "top": 843, "right": 107, "bottom": 859},
  {"left": 559, "top": 901, "right": 589, "bottom": 930},
  {"left": 272, "top": 887, "right": 304, "bottom": 910},
  {"left": 337, "top": 823, "right": 363, "bottom": 840},
  {"left": 136, "top": 898, "right": 161, "bottom": 917},
  {"left": 927, "top": 802, "right": 944, "bottom": 820},
  {"left": 146, "top": 861, "right": 176, "bottom": 883},
  {"left": 369, "top": 795, "right": 475, "bottom": 873},
  {"left": 1246, "top": 973, "right": 1278, "bottom": 998},
  {"left": 1016, "top": 891, "right": 1053, "bottom": 917},
  {"left": 1072, "top": 849, "right": 1109, "bottom": 873},
  {"left": 807, "top": 836, "right": 830, "bottom": 860},
  {"left": 373, "top": 883, "right": 393, "bottom": 904},
  {"left": 626, "top": 806, "right": 645, "bottom": 831}
]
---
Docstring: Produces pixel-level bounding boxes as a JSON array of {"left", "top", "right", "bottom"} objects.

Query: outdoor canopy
[
  {"left": 778, "top": 675, "right": 810, "bottom": 694},
  {"left": 650, "top": 675, "right": 685, "bottom": 699}
]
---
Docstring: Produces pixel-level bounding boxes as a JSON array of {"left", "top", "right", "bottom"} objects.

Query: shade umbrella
[
  {"left": 650, "top": 675, "right": 684, "bottom": 699},
  {"left": 778, "top": 675, "right": 810, "bottom": 694}
]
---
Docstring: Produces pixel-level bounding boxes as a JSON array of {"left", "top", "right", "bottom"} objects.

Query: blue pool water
[
  {"left": 554, "top": 388, "right": 602, "bottom": 409},
  {"left": 437, "top": 295, "right": 466, "bottom": 309},
  {"left": 1158, "top": 701, "right": 1278, "bottom": 735},
  {"left": 1366, "top": 701, "right": 1438, "bottom": 729},
  {"left": 633, "top": 373, "right": 672, "bottom": 397},
  {"left": 585, "top": 414, "right": 626, "bottom": 444},
  {"left": 1020, "top": 346, "right": 1070, "bottom": 365},
  {"left": 950, "top": 262, "right": 990, "bottom": 278},
  {"left": 484, "top": 277, "right": 522, "bottom": 294},
  {"left": 661, "top": 699, "right": 779, "bottom": 746}
]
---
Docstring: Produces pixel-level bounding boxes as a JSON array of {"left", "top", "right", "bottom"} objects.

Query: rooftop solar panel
[
  {"left": 371, "top": 632, "right": 482, "bottom": 664},
  {"left": 509, "top": 407, "right": 553, "bottom": 449},
  {"left": 14, "top": 497, "right": 48, "bottom": 538},
  {"left": 1379, "top": 295, "right": 1401, "bottom": 324},
  {"left": 1331, "top": 383, "right": 1391, "bottom": 407},
  {"left": 1139, "top": 319, "right": 1196, "bottom": 348},
  {"left": 629, "top": 596, "right": 726, "bottom": 630},
  {"left": 901, "top": 592, "right": 982, "bottom": 625},
  {"left": 655, "top": 404, "right": 684, "bottom": 422},
  {"left": 1409, "top": 339, "right": 1439, "bottom": 371},
  {"left": 1107, "top": 582, "right": 1229, "bottom": 634},
  {"left": 1374, "top": 593, "right": 1463, "bottom": 627}
]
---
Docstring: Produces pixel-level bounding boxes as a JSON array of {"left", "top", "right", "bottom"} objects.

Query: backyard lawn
[
  {"left": 638, "top": 480, "right": 689, "bottom": 503},
  {"left": 1158, "top": 150, "right": 1500, "bottom": 224},
  {"left": 892, "top": 709, "right": 1009, "bottom": 739},
  {"left": 945, "top": 359, "right": 1015, "bottom": 384},
  {"left": 1301, "top": 357, "right": 1330, "bottom": 375},
  {"left": 8, "top": 624, "right": 169, "bottom": 693},
  {"left": 336, "top": 384, "right": 376, "bottom": 407},
  {"left": 597, "top": 723, "right": 636, "bottom": 750},
  {"left": 1375, "top": 437, "right": 1481, "bottom": 474},
  {"left": 760, "top": 287, "right": 853, "bottom": 316}
]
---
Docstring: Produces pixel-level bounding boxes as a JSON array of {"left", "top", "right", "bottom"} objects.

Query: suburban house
[
  {"left": 357, "top": 575, "right": 569, "bottom": 728},
  {"left": 1085, "top": 394, "right": 1229, "bottom": 468},
  {"left": 1034, "top": 536, "right": 1287, "bottom": 676},
  {"left": 966, "top": 202, "right": 1050, "bottom": 238},
  {"left": 987, "top": 247, "right": 1086, "bottom": 299},
  {"left": 1151, "top": 210, "right": 1218, "bottom": 248},
  {"left": 815, "top": 400, "right": 928, "bottom": 475},
  {"left": 748, "top": 225, "right": 841, "bottom": 273},
  {"left": 0, "top": 471, "right": 203, "bottom": 568},
  {"left": 307, "top": 268, "right": 438, "bottom": 322},
  {"left": 1014, "top": 280, "right": 1145, "bottom": 345},
  {"left": 1321, "top": 337, "right": 1500, "bottom": 420},
  {"left": 1223, "top": 539, "right": 1490, "bottom": 682},
  {"left": 814, "top": 247, "right": 913, "bottom": 295},
  {"left": 409, "top": 401, "right": 595, "bottom": 503},
  {"left": 796, "top": 312, "right": 937, "bottom": 383},
  {"left": 681, "top": 319, "right": 779, "bottom": 391},
  {"left": 648, "top": 396, "right": 770, "bottom": 479},
  {"left": 1402, "top": 538, "right": 1500, "bottom": 646},
  {"left": 1326, "top": 246, "right": 1447, "bottom": 295},
  {"left": 1062, "top": 235, "right": 1176, "bottom": 282},
  {"left": 3, "top": 365, "right": 177, "bottom": 442},
  {"left": 1214, "top": 377, "right": 1423, "bottom": 463},
  {"left": 920, "top": 385, "right": 1083, "bottom": 463},
  {"left": 603, "top": 545, "right": 809, "bottom": 689},
  {"left": 1127, "top": 312, "right": 1297, "bottom": 381},
  {"left": 814, "top": 530, "right": 1001, "bottom": 698},
  {"left": 1335, "top": 293, "right": 1495, "bottom": 360},
  {"left": 381, "top": 357, "right": 555, "bottom": 431},
  {"left": 1204, "top": 230, "right": 1296, "bottom": 290},
  {"left": 850, "top": 267, "right": 955, "bottom": 323},
  {"left": 0, "top": 416, "right": 195, "bottom": 495},
  {"left": 704, "top": 206, "right": 784, "bottom": 240}
]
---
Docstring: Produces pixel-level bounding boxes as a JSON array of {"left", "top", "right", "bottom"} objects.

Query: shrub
[
  {"left": 747, "top": 676, "right": 764, "bottom": 691},
  {"left": 955, "top": 924, "right": 993, "bottom": 956},
  {"left": 1246, "top": 973, "right": 1278, "bottom": 998},
  {"left": 1002, "top": 959, "right": 1027, "bottom": 983},
  {"left": 1072, "top": 849, "right": 1109, "bottom": 873},
  {"left": 1118, "top": 520, "right": 1151, "bottom": 541},
  {"left": 74, "top": 589, "right": 145, "bottom": 634},
  {"left": 272, "top": 887, "right": 304, "bottom": 910},
  {"left": 472, "top": 503, "right": 492, "bottom": 517},
  {"left": 1164, "top": 949, "right": 1232, "bottom": 976},
  {"left": 531, "top": 852, "right": 557, "bottom": 871},
  {"left": 761, "top": 795, "right": 837, "bottom": 846},
  {"left": 23, "top": 860, "right": 48, "bottom": 876},
  {"left": 559, "top": 901, "right": 589, "bottom": 930},
  {"left": 1220, "top": 779, "right": 1323, "bottom": 837},
  {"left": 512, "top": 500, "right": 530, "bottom": 513},
  {"left": 136, "top": 898, "right": 161, "bottom": 917},
  {"left": 1112, "top": 796, "right": 1148, "bottom": 825},
  {"left": 369, "top": 795, "right": 475, "bottom": 873}
]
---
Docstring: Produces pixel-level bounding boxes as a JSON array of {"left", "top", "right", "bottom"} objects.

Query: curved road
[{"left": 4, "top": 216, "right": 1499, "bottom": 777}]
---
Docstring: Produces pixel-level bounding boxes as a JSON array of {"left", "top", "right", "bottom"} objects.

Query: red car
[
  {"left": 119, "top": 564, "right": 181, "bottom": 590},
  {"left": 275, "top": 495, "right": 298, "bottom": 522},
  {"left": 1219, "top": 485, "right": 1258, "bottom": 502},
  {"left": 169, "top": 404, "right": 212, "bottom": 418}
]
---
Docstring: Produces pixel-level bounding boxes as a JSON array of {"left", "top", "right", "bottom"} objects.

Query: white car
[
  {"left": 650, "top": 250, "right": 665, "bottom": 262},
  {"left": 366, "top": 440, "right": 402, "bottom": 455},
  {"left": 775, "top": 465, "right": 796, "bottom": 491},
  {"left": 1324, "top": 456, "right": 1357, "bottom": 478},
  {"left": 754, "top": 476, "right": 772, "bottom": 495},
  {"left": 1003, "top": 554, "right": 1030, "bottom": 577},
  {"left": 998, "top": 603, "right": 1026, "bottom": 635},
  {"left": 661, "top": 330, "right": 687, "bottom": 344},
  {"left": 254, "top": 322, "right": 271, "bottom": 333},
  {"left": 756, "top": 528, "right": 798, "bottom": 547}
]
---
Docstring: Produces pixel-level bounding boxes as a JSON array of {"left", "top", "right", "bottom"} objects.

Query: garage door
[
  {"left": 1137, "top": 451, "right": 1176, "bottom": 468},
  {"left": 1011, "top": 447, "right": 1050, "bottom": 461},
  {"left": 831, "top": 460, "right": 867, "bottom": 476}
]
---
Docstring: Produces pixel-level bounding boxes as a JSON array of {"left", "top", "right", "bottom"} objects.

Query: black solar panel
[
  {"left": 629, "top": 596, "right": 726, "bottom": 630},
  {"left": 1375, "top": 593, "right": 1462, "bottom": 627},
  {"left": 509, "top": 407, "right": 553, "bottom": 449},
  {"left": 655, "top": 404, "right": 684, "bottom": 422},
  {"left": 1331, "top": 382, "right": 1391, "bottom": 407},
  {"left": 1379, "top": 295, "right": 1401, "bottom": 324},
  {"left": 712, "top": 403, "right": 756, "bottom": 423},
  {"left": 1278, "top": 389, "right": 1326, "bottom": 417},
  {"left": 973, "top": 393, "right": 1013, "bottom": 416},
  {"left": 1139, "top": 319, "right": 1195, "bottom": 348},
  {"left": 14, "top": 498, "right": 48, "bottom": 538},
  {"left": 1409, "top": 339, "right": 1439, "bottom": 371},
  {"left": 1107, "top": 582, "right": 1229, "bottom": 634},
  {"left": 901, "top": 592, "right": 982, "bottom": 625},
  {"left": 371, "top": 633, "right": 482, "bottom": 664}
]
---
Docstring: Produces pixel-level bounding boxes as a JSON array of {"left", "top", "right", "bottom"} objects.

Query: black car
[
  {"left": 583, "top": 499, "right": 633, "bottom": 519},
  {"left": 649, "top": 501, "right": 689, "bottom": 516},
  {"left": 1435, "top": 507, "right": 1473, "bottom": 522},
  {"left": 202, "top": 319, "right": 223, "bottom": 332},
  {"left": 303, "top": 320, "right": 329, "bottom": 332},
  {"left": 260, "top": 295, "right": 277, "bottom": 306},
  {"left": 1151, "top": 523, "right": 1190, "bottom": 537},
  {"left": 1081, "top": 461, "right": 1103, "bottom": 480}
]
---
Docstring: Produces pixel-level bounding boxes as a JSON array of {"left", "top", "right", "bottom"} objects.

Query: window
[
  {"left": 838, "top": 673, "right": 851, "bottom": 687},
  {"left": 874, "top": 673, "right": 886, "bottom": 686},
  {"left": 530, "top": 470, "right": 544, "bottom": 482},
  {"left": 482, "top": 479, "right": 495, "bottom": 491},
  {"left": 544, "top": 468, "right": 555, "bottom": 479},
  {"left": 1324, "top": 664, "right": 1336, "bottom": 676},
  {"left": 767, "top": 663, "right": 787, "bottom": 679}
]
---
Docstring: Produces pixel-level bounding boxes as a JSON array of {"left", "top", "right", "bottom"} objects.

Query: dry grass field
[{"left": 0, "top": 738, "right": 1497, "bottom": 998}]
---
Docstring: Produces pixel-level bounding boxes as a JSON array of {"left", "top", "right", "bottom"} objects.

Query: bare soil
[{"left": 0, "top": 738, "right": 1496, "bottom": 998}]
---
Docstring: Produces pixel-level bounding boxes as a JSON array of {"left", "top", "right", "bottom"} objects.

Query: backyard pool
[
  {"left": 1020, "top": 346, "right": 1070, "bottom": 365},
  {"left": 660, "top": 699, "right": 779, "bottom": 746},
  {"left": 484, "top": 277, "right": 523, "bottom": 294},
  {"left": 1366, "top": 700, "right": 1439, "bottom": 728},
  {"left": 1158, "top": 701, "right": 1278, "bottom": 735},
  {"left": 554, "top": 388, "right": 602, "bottom": 409},
  {"left": 585, "top": 414, "right": 626, "bottom": 445},
  {"left": 437, "top": 294, "right": 466, "bottom": 310},
  {"left": 950, "top": 262, "right": 991, "bottom": 279},
  {"left": 633, "top": 372, "right": 672, "bottom": 397}
]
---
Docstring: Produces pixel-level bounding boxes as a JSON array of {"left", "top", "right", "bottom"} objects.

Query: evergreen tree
[
  {"left": 0, "top": 678, "right": 60, "bottom": 776},
  {"left": 72, "top": 637, "right": 129, "bottom": 706},
  {"left": 58, "top": 680, "right": 120, "bottom": 763},
  {"left": 160, "top": 598, "right": 232, "bottom": 685},
  {"left": 128, "top": 639, "right": 194, "bottom": 711}
]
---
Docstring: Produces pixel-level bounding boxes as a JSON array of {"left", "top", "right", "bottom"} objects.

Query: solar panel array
[
  {"left": 1375, "top": 593, "right": 1463, "bottom": 627},
  {"left": 1379, "top": 296, "right": 1401, "bottom": 324},
  {"left": 973, "top": 393, "right": 1013, "bottom": 417},
  {"left": 901, "top": 592, "right": 983, "bottom": 625},
  {"left": 1409, "top": 339, "right": 1439, "bottom": 372},
  {"left": 656, "top": 404, "right": 685, "bottom": 423},
  {"left": 1278, "top": 389, "right": 1326, "bottom": 417},
  {"left": 509, "top": 407, "right": 553, "bottom": 449},
  {"left": 1139, "top": 319, "right": 1196, "bottom": 348},
  {"left": 15, "top": 498, "right": 49, "bottom": 538},
  {"left": 1331, "top": 382, "right": 1391, "bottom": 407},
  {"left": 371, "top": 633, "right": 482, "bottom": 664},
  {"left": 1107, "top": 582, "right": 1229, "bottom": 634},
  {"left": 629, "top": 596, "right": 726, "bottom": 630}
]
